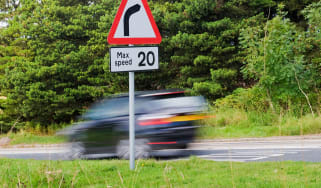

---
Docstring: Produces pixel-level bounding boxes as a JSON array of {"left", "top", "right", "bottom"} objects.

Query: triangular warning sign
[{"left": 107, "top": 0, "right": 162, "bottom": 45}]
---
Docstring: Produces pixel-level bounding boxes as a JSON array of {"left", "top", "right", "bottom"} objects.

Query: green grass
[
  {"left": 199, "top": 108, "right": 321, "bottom": 139},
  {"left": 0, "top": 131, "right": 66, "bottom": 145},
  {"left": 0, "top": 157, "right": 320, "bottom": 187},
  {"left": 1, "top": 108, "right": 320, "bottom": 146}
]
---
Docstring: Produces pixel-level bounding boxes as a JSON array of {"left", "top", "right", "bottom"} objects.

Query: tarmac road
[{"left": 1, "top": 135, "right": 321, "bottom": 162}]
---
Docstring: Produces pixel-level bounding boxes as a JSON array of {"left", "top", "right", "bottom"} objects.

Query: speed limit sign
[{"left": 110, "top": 46, "right": 158, "bottom": 72}]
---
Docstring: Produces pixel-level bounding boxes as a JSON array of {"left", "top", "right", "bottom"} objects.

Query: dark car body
[{"left": 59, "top": 90, "right": 207, "bottom": 159}]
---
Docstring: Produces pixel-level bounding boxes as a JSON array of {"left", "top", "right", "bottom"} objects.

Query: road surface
[{"left": 1, "top": 136, "right": 320, "bottom": 162}]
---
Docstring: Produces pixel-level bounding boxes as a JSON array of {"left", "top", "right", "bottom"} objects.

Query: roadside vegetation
[
  {"left": 0, "top": 157, "right": 321, "bottom": 187},
  {"left": 200, "top": 109, "right": 321, "bottom": 139},
  {"left": 199, "top": 86, "right": 321, "bottom": 139},
  {"left": 1, "top": 111, "right": 321, "bottom": 146},
  {"left": 197, "top": 2, "right": 320, "bottom": 139},
  {"left": 1, "top": 1, "right": 320, "bottom": 187},
  {"left": 0, "top": 0, "right": 320, "bottom": 135},
  {"left": 0, "top": 131, "right": 65, "bottom": 146},
  {"left": 0, "top": 124, "right": 67, "bottom": 146}
]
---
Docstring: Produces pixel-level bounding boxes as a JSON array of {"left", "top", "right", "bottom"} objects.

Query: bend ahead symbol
[
  {"left": 107, "top": 0, "right": 162, "bottom": 44},
  {"left": 124, "top": 4, "right": 141, "bottom": 36}
]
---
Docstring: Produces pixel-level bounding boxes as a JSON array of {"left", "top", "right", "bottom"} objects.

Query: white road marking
[
  {"left": 249, "top": 154, "right": 284, "bottom": 161},
  {"left": 197, "top": 149, "right": 312, "bottom": 162},
  {"left": 198, "top": 158, "right": 248, "bottom": 162},
  {"left": 190, "top": 139, "right": 321, "bottom": 150}
]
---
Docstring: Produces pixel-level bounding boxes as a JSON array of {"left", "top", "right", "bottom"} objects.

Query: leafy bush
[
  {"left": 214, "top": 87, "right": 270, "bottom": 112},
  {"left": 239, "top": 4, "right": 321, "bottom": 116},
  {"left": 200, "top": 108, "right": 321, "bottom": 138}
]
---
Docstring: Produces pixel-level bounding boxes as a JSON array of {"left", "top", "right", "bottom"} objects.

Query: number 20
[{"left": 138, "top": 51, "right": 155, "bottom": 66}]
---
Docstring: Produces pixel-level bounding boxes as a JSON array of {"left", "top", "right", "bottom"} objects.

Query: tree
[
  {"left": 302, "top": 1, "right": 321, "bottom": 115},
  {"left": 0, "top": 0, "right": 120, "bottom": 126},
  {"left": 1, "top": 0, "right": 320, "bottom": 129},
  {"left": 240, "top": 5, "right": 317, "bottom": 115},
  {"left": 150, "top": 0, "right": 275, "bottom": 100}
]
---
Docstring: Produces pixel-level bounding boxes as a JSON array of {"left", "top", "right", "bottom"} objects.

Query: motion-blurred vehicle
[{"left": 58, "top": 90, "right": 207, "bottom": 159}]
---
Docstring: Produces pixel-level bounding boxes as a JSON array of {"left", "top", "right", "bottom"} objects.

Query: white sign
[
  {"left": 107, "top": 0, "right": 161, "bottom": 44},
  {"left": 110, "top": 46, "right": 159, "bottom": 72}
]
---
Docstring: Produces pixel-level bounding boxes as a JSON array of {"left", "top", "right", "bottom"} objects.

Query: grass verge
[
  {"left": 0, "top": 131, "right": 66, "bottom": 146},
  {"left": 0, "top": 157, "right": 320, "bottom": 187},
  {"left": 199, "top": 108, "right": 321, "bottom": 139},
  {"left": 1, "top": 108, "right": 320, "bottom": 145}
]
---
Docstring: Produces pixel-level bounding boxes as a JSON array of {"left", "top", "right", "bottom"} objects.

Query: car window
[
  {"left": 82, "top": 97, "right": 148, "bottom": 120},
  {"left": 83, "top": 97, "right": 129, "bottom": 120},
  {"left": 151, "top": 92, "right": 185, "bottom": 100},
  {"left": 147, "top": 96, "right": 207, "bottom": 114}
]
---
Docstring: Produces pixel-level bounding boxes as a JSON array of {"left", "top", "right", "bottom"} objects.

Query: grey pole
[{"left": 129, "top": 71, "right": 135, "bottom": 170}]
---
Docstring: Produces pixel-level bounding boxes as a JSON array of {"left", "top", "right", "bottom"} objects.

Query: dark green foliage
[
  {"left": 239, "top": 3, "right": 321, "bottom": 115},
  {"left": 0, "top": 0, "right": 320, "bottom": 130},
  {"left": 302, "top": 2, "right": 321, "bottom": 115},
  {"left": 155, "top": 0, "right": 256, "bottom": 99},
  {"left": 0, "top": 0, "right": 120, "bottom": 126}
]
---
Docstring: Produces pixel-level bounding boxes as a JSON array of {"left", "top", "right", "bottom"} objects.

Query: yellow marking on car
[{"left": 166, "top": 114, "right": 214, "bottom": 122}]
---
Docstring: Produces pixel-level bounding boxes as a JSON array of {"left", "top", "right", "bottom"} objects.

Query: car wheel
[
  {"left": 116, "top": 139, "right": 151, "bottom": 159},
  {"left": 67, "top": 142, "right": 85, "bottom": 160}
]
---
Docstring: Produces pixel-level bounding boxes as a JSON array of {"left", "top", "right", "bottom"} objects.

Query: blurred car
[{"left": 58, "top": 90, "right": 207, "bottom": 159}]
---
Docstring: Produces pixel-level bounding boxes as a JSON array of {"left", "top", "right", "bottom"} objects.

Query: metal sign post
[
  {"left": 129, "top": 71, "right": 135, "bottom": 170},
  {"left": 107, "top": 0, "right": 162, "bottom": 170},
  {"left": 109, "top": 45, "right": 158, "bottom": 171}
]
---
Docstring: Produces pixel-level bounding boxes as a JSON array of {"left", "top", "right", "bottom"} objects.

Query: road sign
[
  {"left": 107, "top": 0, "right": 162, "bottom": 171},
  {"left": 107, "top": 0, "right": 162, "bottom": 44},
  {"left": 110, "top": 46, "right": 158, "bottom": 72}
]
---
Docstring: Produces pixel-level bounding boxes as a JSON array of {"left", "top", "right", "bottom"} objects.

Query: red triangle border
[{"left": 107, "top": 0, "right": 162, "bottom": 45}]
